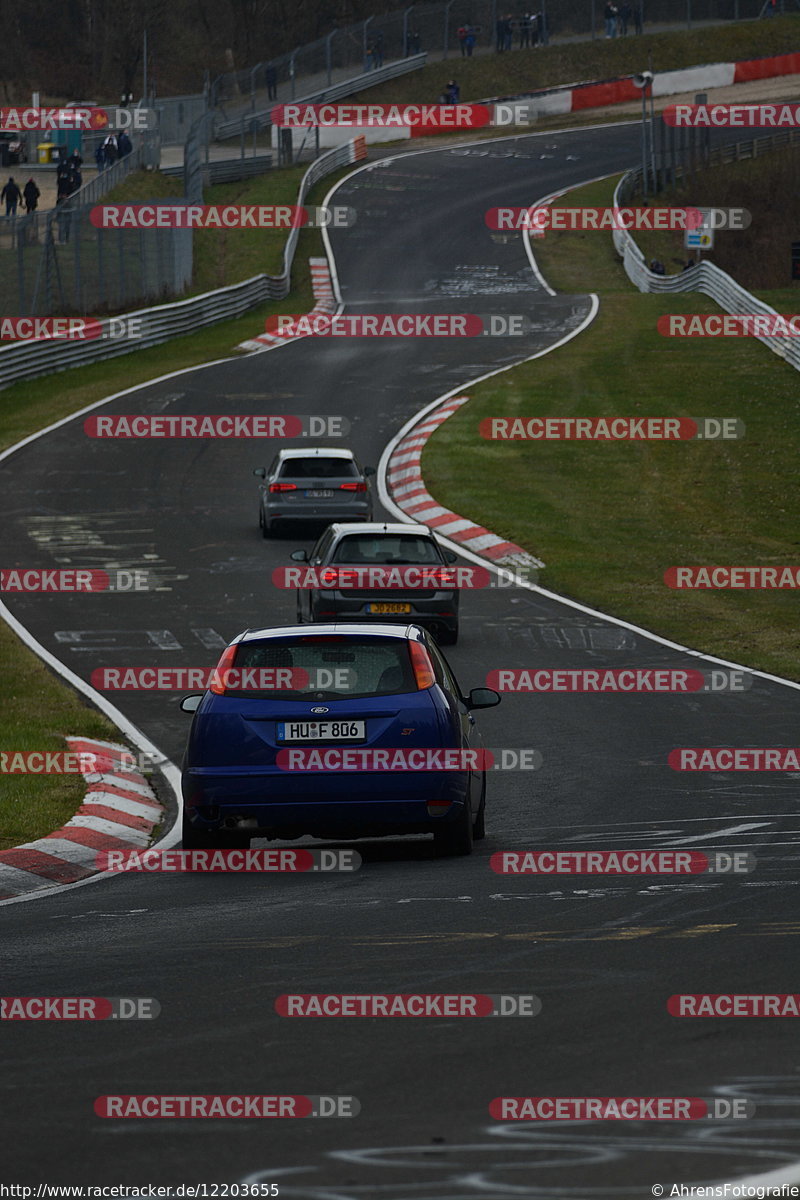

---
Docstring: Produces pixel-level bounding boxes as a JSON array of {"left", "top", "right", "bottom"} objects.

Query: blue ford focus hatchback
[{"left": 180, "top": 623, "right": 500, "bottom": 856}]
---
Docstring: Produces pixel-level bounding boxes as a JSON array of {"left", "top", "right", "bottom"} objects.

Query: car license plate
[
  {"left": 367, "top": 602, "right": 412, "bottom": 614},
  {"left": 305, "top": 489, "right": 334, "bottom": 498},
  {"left": 277, "top": 720, "right": 365, "bottom": 742}
]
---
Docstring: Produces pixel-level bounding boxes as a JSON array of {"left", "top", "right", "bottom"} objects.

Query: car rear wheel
[
  {"left": 259, "top": 509, "right": 271, "bottom": 539},
  {"left": 473, "top": 775, "right": 486, "bottom": 840},
  {"left": 433, "top": 799, "right": 473, "bottom": 857}
]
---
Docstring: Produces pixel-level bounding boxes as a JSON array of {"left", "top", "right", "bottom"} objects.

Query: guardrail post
[
  {"left": 403, "top": 5, "right": 414, "bottom": 54},
  {"left": 16, "top": 225, "right": 26, "bottom": 315},
  {"left": 443, "top": 0, "right": 456, "bottom": 58},
  {"left": 326, "top": 32, "right": 335, "bottom": 86}
]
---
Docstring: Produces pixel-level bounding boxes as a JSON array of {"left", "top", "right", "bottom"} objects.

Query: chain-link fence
[
  {"left": 0, "top": 206, "right": 191, "bottom": 319},
  {"left": 0, "top": 130, "right": 180, "bottom": 319},
  {"left": 208, "top": 0, "right": 770, "bottom": 107}
]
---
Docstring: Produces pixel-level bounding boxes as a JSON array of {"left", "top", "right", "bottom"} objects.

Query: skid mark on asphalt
[
  {"left": 21, "top": 513, "right": 183, "bottom": 589},
  {"left": 238, "top": 1077, "right": 800, "bottom": 1198}
]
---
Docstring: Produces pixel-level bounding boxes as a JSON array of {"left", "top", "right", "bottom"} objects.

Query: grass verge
[
  {"left": 358, "top": 15, "right": 800, "bottom": 105},
  {"left": 423, "top": 172, "right": 800, "bottom": 680},
  {"left": 0, "top": 164, "right": 353, "bottom": 849}
]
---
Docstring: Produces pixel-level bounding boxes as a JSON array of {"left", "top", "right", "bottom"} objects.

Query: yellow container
[{"left": 37, "top": 143, "right": 56, "bottom": 164}]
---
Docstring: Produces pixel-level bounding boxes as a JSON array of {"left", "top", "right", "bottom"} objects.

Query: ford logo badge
[{"left": 310, "top": 706, "right": 329, "bottom": 714}]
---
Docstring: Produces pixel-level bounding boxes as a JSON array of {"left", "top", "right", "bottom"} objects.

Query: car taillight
[
  {"left": 269, "top": 482, "right": 297, "bottom": 493},
  {"left": 340, "top": 482, "right": 367, "bottom": 491},
  {"left": 209, "top": 643, "right": 237, "bottom": 695},
  {"left": 408, "top": 641, "right": 436, "bottom": 690}
]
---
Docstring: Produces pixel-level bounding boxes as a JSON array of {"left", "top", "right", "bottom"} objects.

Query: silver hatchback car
[{"left": 255, "top": 448, "right": 375, "bottom": 536}]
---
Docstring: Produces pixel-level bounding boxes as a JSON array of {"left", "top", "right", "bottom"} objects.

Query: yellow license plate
[{"left": 368, "top": 602, "right": 412, "bottom": 614}]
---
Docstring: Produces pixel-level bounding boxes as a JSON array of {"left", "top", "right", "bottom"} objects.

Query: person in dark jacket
[
  {"left": 95, "top": 142, "right": 106, "bottom": 172},
  {"left": 117, "top": 130, "right": 132, "bottom": 158},
  {"left": 23, "top": 178, "right": 40, "bottom": 212},
  {"left": 1, "top": 177, "right": 22, "bottom": 216}
]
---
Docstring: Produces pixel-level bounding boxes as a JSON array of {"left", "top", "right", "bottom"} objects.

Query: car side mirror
[
  {"left": 466, "top": 687, "right": 501, "bottom": 710},
  {"left": 290, "top": 549, "right": 309, "bottom": 561},
  {"left": 364, "top": 466, "right": 376, "bottom": 477},
  {"left": 253, "top": 467, "right": 266, "bottom": 478},
  {"left": 180, "top": 694, "right": 203, "bottom": 713}
]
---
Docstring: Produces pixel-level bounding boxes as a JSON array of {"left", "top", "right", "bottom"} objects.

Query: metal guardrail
[
  {"left": 214, "top": 54, "right": 428, "bottom": 142},
  {"left": 161, "top": 155, "right": 273, "bottom": 184},
  {"left": 612, "top": 168, "right": 800, "bottom": 373},
  {"left": 0, "top": 139, "right": 361, "bottom": 390}
]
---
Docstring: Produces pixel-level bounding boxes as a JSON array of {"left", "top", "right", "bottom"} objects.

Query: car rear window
[
  {"left": 227, "top": 637, "right": 417, "bottom": 698},
  {"left": 330, "top": 535, "right": 443, "bottom": 564},
  {"left": 278, "top": 457, "right": 358, "bottom": 479}
]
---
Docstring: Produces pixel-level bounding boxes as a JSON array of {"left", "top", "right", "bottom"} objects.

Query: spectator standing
[
  {"left": 496, "top": 15, "right": 505, "bottom": 48},
  {"left": 619, "top": 1, "right": 631, "bottom": 32},
  {"left": 1, "top": 176, "right": 22, "bottom": 216},
  {"left": 117, "top": 129, "right": 132, "bottom": 158},
  {"left": 633, "top": 2, "right": 643, "bottom": 32},
  {"left": 373, "top": 31, "right": 384, "bottom": 67},
  {"left": 457, "top": 24, "right": 469, "bottom": 55},
  {"left": 411, "top": 29, "right": 421, "bottom": 52},
  {"left": 265, "top": 64, "right": 277, "bottom": 99},
  {"left": 23, "top": 178, "right": 40, "bottom": 212},
  {"left": 604, "top": 1, "right": 618, "bottom": 35},
  {"left": 103, "top": 134, "right": 118, "bottom": 164},
  {"left": 95, "top": 142, "right": 106, "bottom": 172},
  {"left": 504, "top": 15, "right": 514, "bottom": 49}
]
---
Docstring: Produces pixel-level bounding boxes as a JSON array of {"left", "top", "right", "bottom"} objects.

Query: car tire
[
  {"left": 473, "top": 775, "right": 486, "bottom": 840},
  {"left": 433, "top": 799, "right": 473, "bottom": 857},
  {"left": 438, "top": 625, "right": 459, "bottom": 646},
  {"left": 259, "top": 510, "right": 271, "bottom": 539}
]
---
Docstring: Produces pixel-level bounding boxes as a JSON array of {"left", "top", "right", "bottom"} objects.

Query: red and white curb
[
  {"left": 0, "top": 738, "right": 164, "bottom": 899},
  {"left": 408, "top": 48, "right": 800, "bottom": 134},
  {"left": 386, "top": 395, "right": 543, "bottom": 569},
  {"left": 237, "top": 257, "right": 337, "bottom": 352}
]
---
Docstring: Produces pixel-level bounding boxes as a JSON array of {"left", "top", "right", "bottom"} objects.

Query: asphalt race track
[{"left": 3, "top": 125, "right": 800, "bottom": 1196}]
